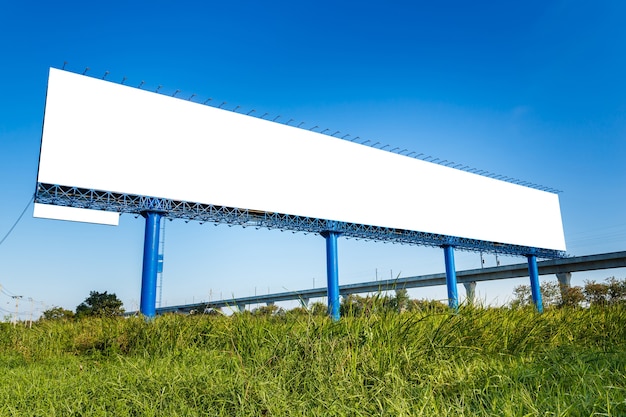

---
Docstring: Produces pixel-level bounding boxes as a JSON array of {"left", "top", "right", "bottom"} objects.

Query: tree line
[
  {"left": 41, "top": 291, "right": 124, "bottom": 320},
  {"left": 510, "top": 276, "right": 626, "bottom": 309},
  {"left": 39, "top": 276, "right": 626, "bottom": 321},
  {"left": 241, "top": 289, "right": 448, "bottom": 318}
]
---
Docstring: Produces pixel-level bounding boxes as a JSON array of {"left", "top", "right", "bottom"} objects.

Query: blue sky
[{"left": 1, "top": 1, "right": 625, "bottom": 317}]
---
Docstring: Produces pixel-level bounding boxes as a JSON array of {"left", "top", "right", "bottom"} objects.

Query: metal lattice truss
[{"left": 36, "top": 182, "right": 566, "bottom": 259}]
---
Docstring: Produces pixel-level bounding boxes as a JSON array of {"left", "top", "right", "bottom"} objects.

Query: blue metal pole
[
  {"left": 140, "top": 211, "right": 163, "bottom": 318},
  {"left": 321, "top": 230, "right": 341, "bottom": 321},
  {"left": 527, "top": 254, "right": 543, "bottom": 313},
  {"left": 443, "top": 245, "right": 459, "bottom": 311}
]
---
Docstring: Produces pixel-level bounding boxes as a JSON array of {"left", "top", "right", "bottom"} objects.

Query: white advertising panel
[
  {"left": 36, "top": 68, "right": 566, "bottom": 250},
  {"left": 33, "top": 203, "right": 120, "bottom": 226}
]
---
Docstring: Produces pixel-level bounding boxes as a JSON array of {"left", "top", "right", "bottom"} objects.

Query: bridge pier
[
  {"left": 442, "top": 245, "right": 459, "bottom": 311},
  {"left": 527, "top": 254, "right": 543, "bottom": 313},
  {"left": 140, "top": 211, "right": 163, "bottom": 318},
  {"left": 463, "top": 281, "right": 477, "bottom": 305},
  {"left": 556, "top": 272, "right": 572, "bottom": 298},
  {"left": 321, "top": 229, "right": 341, "bottom": 321}
]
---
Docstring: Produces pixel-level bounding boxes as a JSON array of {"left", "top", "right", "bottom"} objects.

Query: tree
[
  {"left": 509, "top": 280, "right": 564, "bottom": 309},
  {"left": 309, "top": 301, "right": 328, "bottom": 316},
  {"left": 341, "top": 294, "right": 368, "bottom": 316},
  {"left": 584, "top": 280, "right": 609, "bottom": 306},
  {"left": 407, "top": 298, "right": 448, "bottom": 313},
  {"left": 606, "top": 277, "right": 626, "bottom": 304},
  {"left": 560, "top": 286, "right": 585, "bottom": 307},
  {"left": 340, "top": 291, "right": 417, "bottom": 317},
  {"left": 76, "top": 291, "right": 124, "bottom": 318},
  {"left": 540, "top": 281, "right": 562, "bottom": 307},
  {"left": 510, "top": 284, "right": 532, "bottom": 309},
  {"left": 252, "top": 304, "right": 283, "bottom": 316},
  {"left": 41, "top": 306, "right": 75, "bottom": 321},
  {"left": 285, "top": 306, "right": 309, "bottom": 317},
  {"left": 393, "top": 289, "right": 411, "bottom": 312},
  {"left": 584, "top": 277, "right": 626, "bottom": 306}
]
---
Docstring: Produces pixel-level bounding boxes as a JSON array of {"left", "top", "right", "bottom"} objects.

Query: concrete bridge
[{"left": 144, "top": 251, "right": 626, "bottom": 315}]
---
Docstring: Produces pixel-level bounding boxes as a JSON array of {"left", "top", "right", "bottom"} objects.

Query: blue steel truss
[{"left": 35, "top": 182, "right": 567, "bottom": 259}]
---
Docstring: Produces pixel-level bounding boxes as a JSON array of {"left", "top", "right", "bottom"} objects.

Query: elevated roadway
[{"left": 145, "top": 251, "right": 626, "bottom": 315}]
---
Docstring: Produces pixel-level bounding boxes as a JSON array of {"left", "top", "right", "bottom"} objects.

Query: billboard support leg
[
  {"left": 140, "top": 211, "right": 163, "bottom": 318},
  {"left": 527, "top": 254, "right": 543, "bottom": 313},
  {"left": 443, "top": 245, "right": 459, "bottom": 311},
  {"left": 321, "top": 230, "right": 341, "bottom": 321}
]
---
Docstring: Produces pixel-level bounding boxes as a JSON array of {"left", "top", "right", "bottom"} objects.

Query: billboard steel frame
[{"left": 36, "top": 182, "right": 566, "bottom": 259}]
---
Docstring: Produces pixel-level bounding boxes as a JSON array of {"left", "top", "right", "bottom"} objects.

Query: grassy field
[{"left": 1, "top": 306, "right": 625, "bottom": 416}]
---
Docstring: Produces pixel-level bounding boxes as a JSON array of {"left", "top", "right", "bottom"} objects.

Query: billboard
[
  {"left": 33, "top": 203, "right": 120, "bottom": 226},
  {"left": 35, "top": 68, "right": 566, "bottom": 251}
]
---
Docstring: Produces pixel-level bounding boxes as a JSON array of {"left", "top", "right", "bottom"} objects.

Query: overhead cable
[{"left": 0, "top": 194, "right": 34, "bottom": 248}]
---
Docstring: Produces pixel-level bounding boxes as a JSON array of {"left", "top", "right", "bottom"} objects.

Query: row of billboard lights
[{"left": 71, "top": 64, "right": 561, "bottom": 194}]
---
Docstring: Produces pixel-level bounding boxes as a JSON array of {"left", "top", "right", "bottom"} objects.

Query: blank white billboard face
[
  {"left": 33, "top": 203, "right": 119, "bottom": 226},
  {"left": 36, "top": 68, "right": 566, "bottom": 251}
]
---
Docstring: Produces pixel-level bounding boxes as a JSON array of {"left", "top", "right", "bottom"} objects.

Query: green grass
[{"left": 1, "top": 306, "right": 626, "bottom": 416}]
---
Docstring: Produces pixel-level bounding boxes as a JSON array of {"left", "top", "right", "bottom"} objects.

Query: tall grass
[{"left": 1, "top": 306, "right": 625, "bottom": 416}]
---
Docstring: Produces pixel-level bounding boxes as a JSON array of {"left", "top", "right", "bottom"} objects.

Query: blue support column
[
  {"left": 442, "top": 245, "right": 459, "bottom": 311},
  {"left": 321, "top": 230, "right": 341, "bottom": 321},
  {"left": 140, "top": 211, "right": 163, "bottom": 318},
  {"left": 527, "top": 254, "right": 543, "bottom": 313}
]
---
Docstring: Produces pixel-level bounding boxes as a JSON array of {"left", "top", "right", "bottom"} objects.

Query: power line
[
  {"left": 0, "top": 284, "right": 19, "bottom": 298},
  {"left": 0, "top": 284, "right": 44, "bottom": 310},
  {"left": 0, "top": 194, "right": 34, "bottom": 248}
]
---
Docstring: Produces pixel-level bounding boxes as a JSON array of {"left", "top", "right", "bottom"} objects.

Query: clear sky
[{"left": 1, "top": 1, "right": 625, "bottom": 318}]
